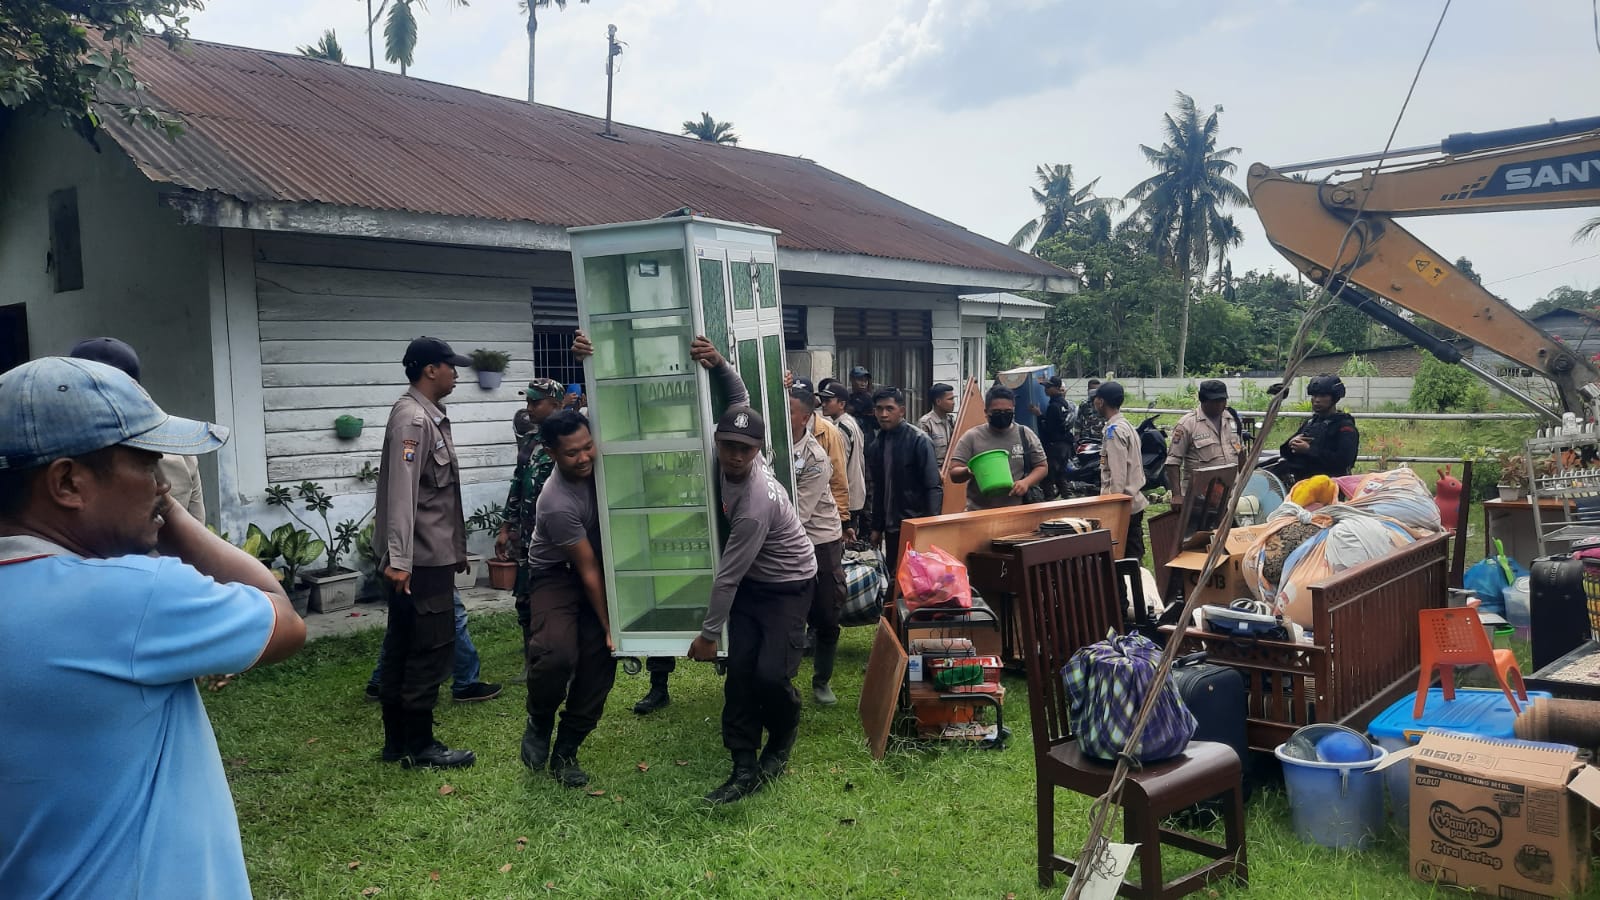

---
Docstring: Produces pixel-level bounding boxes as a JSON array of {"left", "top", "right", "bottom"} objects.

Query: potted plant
[
  {"left": 271, "top": 523, "right": 323, "bottom": 616},
  {"left": 470, "top": 348, "right": 511, "bottom": 390},
  {"left": 469, "top": 502, "right": 517, "bottom": 591},
  {"left": 334, "top": 414, "right": 364, "bottom": 440},
  {"left": 460, "top": 503, "right": 507, "bottom": 590},
  {"left": 354, "top": 520, "right": 382, "bottom": 600},
  {"left": 265, "top": 473, "right": 376, "bottom": 614},
  {"left": 1496, "top": 453, "right": 1529, "bottom": 502}
]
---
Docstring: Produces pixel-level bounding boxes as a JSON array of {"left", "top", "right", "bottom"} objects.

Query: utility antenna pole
[{"left": 602, "top": 24, "right": 624, "bottom": 138}]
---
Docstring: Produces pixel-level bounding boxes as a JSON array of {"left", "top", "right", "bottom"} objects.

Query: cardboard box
[
  {"left": 1166, "top": 525, "right": 1267, "bottom": 607},
  {"left": 1374, "top": 731, "right": 1600, "bottom": 898}
]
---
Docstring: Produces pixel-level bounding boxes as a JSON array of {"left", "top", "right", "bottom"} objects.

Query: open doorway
[{"left": 0, "top": 304, "right": 28, "bottom": 374}]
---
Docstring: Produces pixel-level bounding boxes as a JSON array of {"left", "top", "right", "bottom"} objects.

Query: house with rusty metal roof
[{"left": 0, "top": 36, "right": 1074, "bottom": 538}]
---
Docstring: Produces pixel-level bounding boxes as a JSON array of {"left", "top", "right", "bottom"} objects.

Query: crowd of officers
[{"left": 372, "top": 332, "right": 1361, "bottom": 804}]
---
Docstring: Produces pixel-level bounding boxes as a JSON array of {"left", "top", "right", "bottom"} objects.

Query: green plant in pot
[
  {"left": 1496, "top": 453, "right": 1529, "bottom": 501},
  {"left": 264, "top": 469, "right": 377, "bottom": 613},
  {"left": 269, "top": 523, "right": 322, "bottom": 616},
  {"left": 470, "top": 348, "right": 511, "bottom": 390},
  {"left": 468, "top": 503, "right": 517, "bottom": 591}
]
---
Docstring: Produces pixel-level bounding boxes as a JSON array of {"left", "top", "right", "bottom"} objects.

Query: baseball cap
[
  {"left": 1093, "top": 381, "right": 1125, "bottom": 407},
  {"left": 1197, "top": 379, "right": 1228, "bottom": 402},
  {"left": 817, "top": 380, "right": 847, "bottom": 401},
  {"left": 789, "top": 384, "right": 816, "bottom": 407},
  {"left": 714, "top": 406, "right": 766, "bottom": 447},
  {"left": 1045, "top": 376, "right": 1063, "bottom": 388},
  {"left": 0, "top": 357, "right": 229, "bottom": 471},
  {"left": 402, "top": 336, "right": 471, "bottom": 368},
  {"left": 520, "top": 377, "right": 564, "bottom": 401},
  {"left": 849, "top": 366, "right": 870, "bottom": 379},
  {"left": 68, "top": 337, "right": 142, "bottom": 381}
]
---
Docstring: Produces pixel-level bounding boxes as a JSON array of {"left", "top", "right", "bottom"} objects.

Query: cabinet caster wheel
[
  {"left": 621, "top": 657, "right": 642, "bottom": 676},
  {"left": 713, "top": 661, "right": 727, "bottom": 676}
]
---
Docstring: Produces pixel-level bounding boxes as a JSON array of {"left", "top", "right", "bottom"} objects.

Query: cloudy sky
[{"left": 186, "top": 0, "right": 1600, "bottom": 308}]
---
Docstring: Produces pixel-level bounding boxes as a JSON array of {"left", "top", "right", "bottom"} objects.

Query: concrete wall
[{"left": 0, "top": 115, "right": 218, "bottom": 513}]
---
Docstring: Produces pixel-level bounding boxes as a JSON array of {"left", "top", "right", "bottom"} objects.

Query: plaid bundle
[
  {"left": 1062, "top": 632, "right": 1196, "bottom": 763},
  {"left": 839, "top": 546, "right": 888, "bottom": 627}
]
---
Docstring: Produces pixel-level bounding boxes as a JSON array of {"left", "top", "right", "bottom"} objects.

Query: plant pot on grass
[
  {"left": 487, "top": 557, "right": 518, "bottom": 591},
  {"left": 470, "top": 348, "right": 511, "bottom": 390}
]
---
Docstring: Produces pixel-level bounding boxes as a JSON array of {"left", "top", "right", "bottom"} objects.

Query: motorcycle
[
  {"left": 1057, "top": 415, "right": 1168, "bottom": 497},
  {"left": 1138, "top": 414, "right": 1168, "bottom": 492},
  {"left": 1060, "top": 439, "right": 1102, "bottom": 497}
]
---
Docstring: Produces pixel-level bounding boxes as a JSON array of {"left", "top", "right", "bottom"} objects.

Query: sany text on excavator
[{"left": 1249, "top": 115, "right": 1600, "bottom": 423}]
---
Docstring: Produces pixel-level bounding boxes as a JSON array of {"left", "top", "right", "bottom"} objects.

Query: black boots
[
  {"left": 520, "top": 712, "right": 554, "bottom": 771},
  {"left": 386, "top": 710, "right": 474, "bottom": 769},
  {"left": 705, "top": 758, "right": 763, "bottom": 805},
  {"left": 549, "top": 732, "right": 590, "bottom": 788},
  {"left": 633, "top": 674, "right": 670, "bottom": 715},
  {"left": 812, "top": 640, "right": 839, "bottom": 706}
]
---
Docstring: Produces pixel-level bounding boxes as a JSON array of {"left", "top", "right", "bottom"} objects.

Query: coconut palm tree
[
  {"left": 1575, "top": 217, "right": 1600, "bottom": 245},
  {"left": 363, "top": 0, "right": 467, "bottom": 76},
  {"left": 1008, "top": 164, "right": 1122, "bottom": 251},
  {"left": 519, "top": 0, "right": 588, "bottom": 103},
  {"left": 297, "top": 30, "right": 347, "bottom": 63},
  {"left": 1126, "top": 91, "right": 1249, "bottom": 377},
  {"left": 682, "top": 112, "right": 739, "bottom": 145}
]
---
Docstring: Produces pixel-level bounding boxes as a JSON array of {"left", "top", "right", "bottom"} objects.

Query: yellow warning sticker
[{"left": 1409, "top": 253, "right": 1448, "bottom": 286}]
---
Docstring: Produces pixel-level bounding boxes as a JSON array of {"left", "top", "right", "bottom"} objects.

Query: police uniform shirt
[
  {"left": 792, "top": 428, "right": 843, "bottom": 545},
  {"left": 373, "top": 387, "right": 467, "bottom": 571},
  {"left": 1101, "top": 413, "right": 1149, "bottom": 514},
  {"left": 1167, "top": 408, "right": 1242, "bottom": 486}
]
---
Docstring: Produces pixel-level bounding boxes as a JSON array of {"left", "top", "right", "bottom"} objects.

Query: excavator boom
[{"left": 1249, "top": 122, "right": 1600, "bottom": 419}]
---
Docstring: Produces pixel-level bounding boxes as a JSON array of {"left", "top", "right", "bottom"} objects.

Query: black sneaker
[
  {"left": 401, "top": 741, "right": 476, "bottom": 769},
  {"left": 757, "top": 750, "right": 790, "bottom": 784},
  {"left": 632, "top": 684, "right": 670, "bottom": 715},
  {"left": 550, "top": 753, "right": 589, "bottom": 788},
  {"left": 364, "top": 683, "right": 380, "bottom": 702},
  {"left": 452, "top": 682, "right": 502, "bottom": 702},
  {"left": 703, "top": 765, "right": 763, "bottom": 804}
]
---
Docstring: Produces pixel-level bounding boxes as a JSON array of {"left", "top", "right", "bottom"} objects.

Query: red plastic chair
[{"left": 1415, "top": 606, "right": 1528, "bottom": 719}]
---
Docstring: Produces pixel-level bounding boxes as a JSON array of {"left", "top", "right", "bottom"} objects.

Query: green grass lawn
[{"left": 207, "top": 611, "right": 1547, "bottom": 900}]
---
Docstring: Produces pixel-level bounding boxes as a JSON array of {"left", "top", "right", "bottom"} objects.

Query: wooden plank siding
[{"left": 252, "top": 234, "right": 576, "bottom": 492}]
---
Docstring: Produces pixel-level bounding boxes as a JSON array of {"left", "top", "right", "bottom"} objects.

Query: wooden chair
[{"left": 1016, "top": 530, "right": 1247, "bottom": 896}]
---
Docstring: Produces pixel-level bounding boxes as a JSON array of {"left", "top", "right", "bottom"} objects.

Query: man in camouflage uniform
[
  {"left": 497, "top": 378, "right": 566, "bottom": 636},
  {"left": 1075, "top": 378, "right": 1106, "bottom": 444}
]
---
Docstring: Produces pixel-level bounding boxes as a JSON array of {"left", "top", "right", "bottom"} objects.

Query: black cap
[
  {"left": 849, "top": 366, "right": 870, "bottom": 379},
  {"left": 1198, "top": 379, "right": 1228, "bottom": 402},
  {"left": 714, "top": 406, "right": 766, "bottom": 447},
  {"left": 791, "top": 377, "right": 814, "bottom": 394},
  {"left": 789, "top": 384, "right": 816, "bottom": 407},
  {"left": 1093, "top": 381, "right": 1125, "bottom": 407},
  {"left": 817, "top": 380, "right": 847, "bottom": 401},
  {"left": 1045, "top": 376, "right": 1063, "bottom": 388},
  {"left": 403, "top": 336, "right": 471, "bottom": 368},
  {"left": 1266, "top": 382, "right": 1286, "bottom": 396},
  {"left": 68, "top": 337, "right": 141, "bottom": 381}
]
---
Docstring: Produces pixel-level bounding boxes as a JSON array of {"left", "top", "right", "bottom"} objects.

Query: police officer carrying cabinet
[
  {"left": 1164, "top": 379, "right": 1245, "bottom": 507},
  {"left": 1276, "top": 375, "right": 1360, "bottom": 485},
  {"left": 685, "top": 338, "right": 818, "bottom": 805},
  {"left": 373, "top": 337, "right": 476, "bottom": 769}
]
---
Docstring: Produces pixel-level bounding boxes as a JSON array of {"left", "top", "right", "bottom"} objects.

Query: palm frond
[
  {"left": 297, "top": 29, "right": 346, "bottom": 62},
  {"left": 1575, "top": 216, "right": 1600, "bottom": 245},
  {"left": 1009, "top": 219, "right": 1040, "bottom": 250},
  {"left": 384, "top": 0, "right": 418, "bottom": 72}
]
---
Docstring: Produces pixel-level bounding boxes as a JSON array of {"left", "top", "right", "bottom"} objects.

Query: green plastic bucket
[{"left": 968, "top": 449, "right": 1014, "bottom": 496}]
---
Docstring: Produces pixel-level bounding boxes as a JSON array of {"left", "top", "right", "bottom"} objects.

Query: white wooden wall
[{"left": 252, "top": 234, "right": 573, "bottom": 495}]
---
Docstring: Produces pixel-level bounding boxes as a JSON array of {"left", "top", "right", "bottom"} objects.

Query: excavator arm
[{"left": 1249, "top": 120, "right": 1600, "bottom": 419}]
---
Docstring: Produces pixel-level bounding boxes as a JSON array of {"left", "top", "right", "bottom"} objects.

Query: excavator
[{"left": 1249, "top": 115, "right": 1600, "bottom": 423}]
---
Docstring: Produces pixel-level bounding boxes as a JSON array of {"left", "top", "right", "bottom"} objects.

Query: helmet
[{"left": 1307, "top": 375, "right": 1345, "bottom": 401}]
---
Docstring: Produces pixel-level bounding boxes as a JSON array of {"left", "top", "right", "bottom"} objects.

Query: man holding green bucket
[{"left": 948, "top": 385, "right": 1049, "bottom": 511}]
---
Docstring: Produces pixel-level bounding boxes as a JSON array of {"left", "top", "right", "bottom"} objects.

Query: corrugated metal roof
[{"left": 98, "top": 38, "right": 1067, "bottom": 281}]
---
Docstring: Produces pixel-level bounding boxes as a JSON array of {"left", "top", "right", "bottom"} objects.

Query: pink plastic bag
[{"left": 896, "top": 545, "right": 972, "bottom": 612}]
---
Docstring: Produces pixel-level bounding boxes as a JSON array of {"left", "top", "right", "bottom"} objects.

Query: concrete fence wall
[{"left": 1052, "top": 376, "right": 1416, "bottom": 411}]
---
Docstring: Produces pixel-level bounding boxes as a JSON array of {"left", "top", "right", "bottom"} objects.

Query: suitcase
[
  {"left": 1531, "top": 555, "right": 1590, "bottom": 670},
  {"left": 1172, "top": 651, "right": 1253, "bottom": 803}
]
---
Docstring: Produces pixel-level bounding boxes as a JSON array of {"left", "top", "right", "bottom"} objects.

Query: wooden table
[{"left": 1482, "top": 497, "right": 1573, "bottom": 563}]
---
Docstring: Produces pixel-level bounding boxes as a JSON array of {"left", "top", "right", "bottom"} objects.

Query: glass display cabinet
[{"left": 568, "top": 217, "right": 792, "bottom": 658}]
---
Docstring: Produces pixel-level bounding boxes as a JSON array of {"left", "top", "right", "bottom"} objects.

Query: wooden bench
[{"left": 1164, "top": 533, "right": 1449, "bottom": 753}]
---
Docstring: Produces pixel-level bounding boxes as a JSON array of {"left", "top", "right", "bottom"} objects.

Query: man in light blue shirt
[{"left": 0, "top": 357, "right": 306, "bottom": 899}]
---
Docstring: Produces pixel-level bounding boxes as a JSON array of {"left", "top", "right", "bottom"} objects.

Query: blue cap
[
  {"left": 0, "top": 357, "right": 229, "bottom": 470},
  {"left": 566, "top": 383, "right": 583, "bottom": 396}
]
